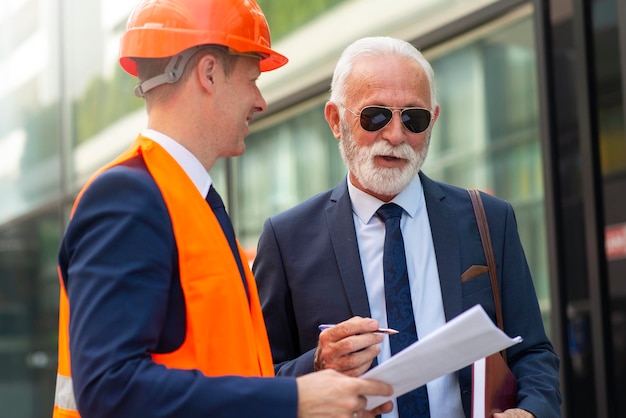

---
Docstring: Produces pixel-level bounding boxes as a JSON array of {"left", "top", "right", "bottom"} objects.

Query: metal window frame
[{"left": 534, "top": 0, "right": 615, "bottom": 416}]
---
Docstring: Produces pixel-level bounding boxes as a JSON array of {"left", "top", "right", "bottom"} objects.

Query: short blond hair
[{"left": 134, "top": 46, "right": 238, "bottom": 108}]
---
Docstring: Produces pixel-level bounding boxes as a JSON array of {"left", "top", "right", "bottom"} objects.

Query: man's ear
[
  {"left": 197, "top": 54, "right": 218, "bottom": 92},
  {"left": 324, "top": 101, "right": 342, "bottom": 140},
  {"left": 431, "top": 103, "right": 441, "bottom": 125}
]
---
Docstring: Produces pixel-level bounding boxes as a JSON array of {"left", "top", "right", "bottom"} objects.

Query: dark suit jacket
[
  {"left": 59, "top": 155, "right": 296, "bottom": 418},
  {"left": 253, "top": 172, "right": 561, "bottom": 417}
]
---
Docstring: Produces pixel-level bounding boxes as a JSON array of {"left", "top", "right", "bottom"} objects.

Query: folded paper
[{"left": 361, "top": 304, "right": 522, "bottom": 409}]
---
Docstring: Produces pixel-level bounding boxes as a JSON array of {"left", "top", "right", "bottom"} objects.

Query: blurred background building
[{"left": 0, "top": 0, "right": 624, "bottom": 416}]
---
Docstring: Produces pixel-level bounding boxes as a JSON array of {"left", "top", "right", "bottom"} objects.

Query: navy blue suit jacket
[
  {"left": 59, "top": 156, "right": 296, "bottom": 418},
  {"left": 253, "top": 172, "right": 561, "bottom": 417}
]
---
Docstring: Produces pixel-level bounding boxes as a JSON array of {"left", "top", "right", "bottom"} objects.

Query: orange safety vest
[{"left": 53, "top": 136, "right": 274, "bottom": 417}]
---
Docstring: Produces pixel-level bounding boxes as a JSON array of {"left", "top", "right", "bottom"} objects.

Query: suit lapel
[
  {"left": 324, "top": 175, "right": 464, "bottom": 322},
  {"left": 326, "top": 180, "right": 372, "bottom": 318},
  {"left": 420, "top": 173, "right": 463, "bottom": 322}
]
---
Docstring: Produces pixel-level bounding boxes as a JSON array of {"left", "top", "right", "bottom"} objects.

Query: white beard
[{"left": 338, "top": 119, "right": 429, "bottom": 197}]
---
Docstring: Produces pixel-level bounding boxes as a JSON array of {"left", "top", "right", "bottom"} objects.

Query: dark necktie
[
  {"left": 377, "top": 203, "right": 430, "bottom": 417},
  {"left": 206, "top": 185, "right": 249, "bottom": 302}
]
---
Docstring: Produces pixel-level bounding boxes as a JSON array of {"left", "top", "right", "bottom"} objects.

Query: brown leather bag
[{"left": 468, "top": 189, "right": 517, "bottom": 417}]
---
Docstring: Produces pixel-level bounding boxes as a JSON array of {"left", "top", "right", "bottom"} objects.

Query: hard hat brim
[{"left": 119, "top": 29, "right": 288, "bottom": 76}]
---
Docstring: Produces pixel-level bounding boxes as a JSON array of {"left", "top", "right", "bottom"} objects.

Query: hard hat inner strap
[{"left": 134, "top": 46, "right": 205, "bottom": 98}]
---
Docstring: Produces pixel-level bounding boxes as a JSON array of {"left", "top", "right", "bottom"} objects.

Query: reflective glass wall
[
  {"left": 0, "top": 0, "right": 65, "bottom": 415},
  {"left": 0, "top": 0, "right": 62, "bottom": 225},
  {"left": 592, "top": 0, "right": 626, "bottom": 411},
  {"left": 425, "top": 9, "right": 551, "bottom": 328},
  {"left": 537, "top": 0, "right": 626, "bottom": 415}
]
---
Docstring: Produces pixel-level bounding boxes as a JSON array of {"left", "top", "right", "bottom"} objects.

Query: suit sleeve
[
  {"left": 61, "top": 165, "right": 297, "bottom": 418},
  {"left": 253, "top": 217, "right": 317, "bottom": 376},
  {"left": 496, "top": 200, "right": 562, "bottom": 418}
]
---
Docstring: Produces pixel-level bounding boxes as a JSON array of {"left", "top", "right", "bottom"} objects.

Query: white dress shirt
[
  {"left": 347, "top": 174, "right": 464, "bottom": 418},
  {"left": 142, "top": 129, "right": 213, "bottom": 197}
]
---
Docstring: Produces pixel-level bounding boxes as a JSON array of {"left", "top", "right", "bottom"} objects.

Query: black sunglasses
[{"left": 343, "top": 105, "right": 432, "bottom": 133}]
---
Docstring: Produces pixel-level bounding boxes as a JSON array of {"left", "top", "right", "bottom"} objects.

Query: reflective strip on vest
[{"left": 54, "top": 374, "right": 77, "bottom": 412}]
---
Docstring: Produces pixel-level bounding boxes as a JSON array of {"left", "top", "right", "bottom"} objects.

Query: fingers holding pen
[{"left": 314, "top": 317, "right": 385, "bottom": 376}]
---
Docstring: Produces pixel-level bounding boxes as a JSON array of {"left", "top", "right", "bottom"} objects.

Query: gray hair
[{"left": 329, "top": 36, "right": 437, "bottom": 110}]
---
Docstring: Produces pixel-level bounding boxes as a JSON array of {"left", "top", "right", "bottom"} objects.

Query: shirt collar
[
  {"left": 142, "top": 129, "right": 212, "bottom": 197},
  {"left": 347, "top": 173, "right": 424, "bottom": 224}
]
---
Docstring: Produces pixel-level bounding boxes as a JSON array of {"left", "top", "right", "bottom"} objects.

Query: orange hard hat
[{"left": 119, "top": 0, "right": 288, "bottom": 76}]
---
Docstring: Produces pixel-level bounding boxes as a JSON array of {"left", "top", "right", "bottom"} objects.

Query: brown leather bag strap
[{"left": 468, "top": 189, "right": 507, "bottom": 362}]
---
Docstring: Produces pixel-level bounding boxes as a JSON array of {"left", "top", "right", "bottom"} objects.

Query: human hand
[
  {"left": 493, "top": 408, "right": 535, "bottom": 418},
  {"left": 314, "top": 317, "right": 384, "bottom": 377},
  {"left": 296, "top": 369, "right": 393, "bottom": 418}
]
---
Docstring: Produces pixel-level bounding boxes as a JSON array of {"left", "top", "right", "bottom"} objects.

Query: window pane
[
  {"left": 0, "top": 211, "right": 61, "bottom": 416},
  {"left": 64, "top": 0, "right": 143, "bottom": 190},
  {"left": 425, "top": 14, "right": 551, "bottom": 328},
  {"left": 235, "top": 98, "right": 344, "bottom": 251},
  {"left": 0, "top": 0, "right": 61, "bottom": 224},
  {"left": 593, "top": 0, "right": 626, "bottom": 407}
]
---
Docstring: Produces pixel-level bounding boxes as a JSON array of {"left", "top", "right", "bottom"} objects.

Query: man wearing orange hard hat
[{"left": 52, "top": 0, "right": 393, "bottom": 417}]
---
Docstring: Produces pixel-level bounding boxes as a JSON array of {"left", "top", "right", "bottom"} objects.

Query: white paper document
[{"left": 361, "top": 304, "right": 522, "bottom": 409}]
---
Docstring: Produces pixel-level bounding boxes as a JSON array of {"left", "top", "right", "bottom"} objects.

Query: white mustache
[{"left": 368, "top": 141, "right": 416, "bottom": 160}]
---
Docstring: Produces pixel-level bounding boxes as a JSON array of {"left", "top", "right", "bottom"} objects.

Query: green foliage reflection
[
  {"left": 74, "top": 68, "right": 143, "bottom": 146},
  {"left": 257, "top": 0, "right": 347, "bottom": 41}
]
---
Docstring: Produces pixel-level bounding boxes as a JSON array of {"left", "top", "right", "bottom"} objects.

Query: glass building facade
[{"left": 0, "top": 0, "right": 624, "bottom": 416}]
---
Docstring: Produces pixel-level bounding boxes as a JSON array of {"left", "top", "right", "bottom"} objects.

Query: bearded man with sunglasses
[{"left": 253, "top": 37, "right": 561, "bottom": 418}]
